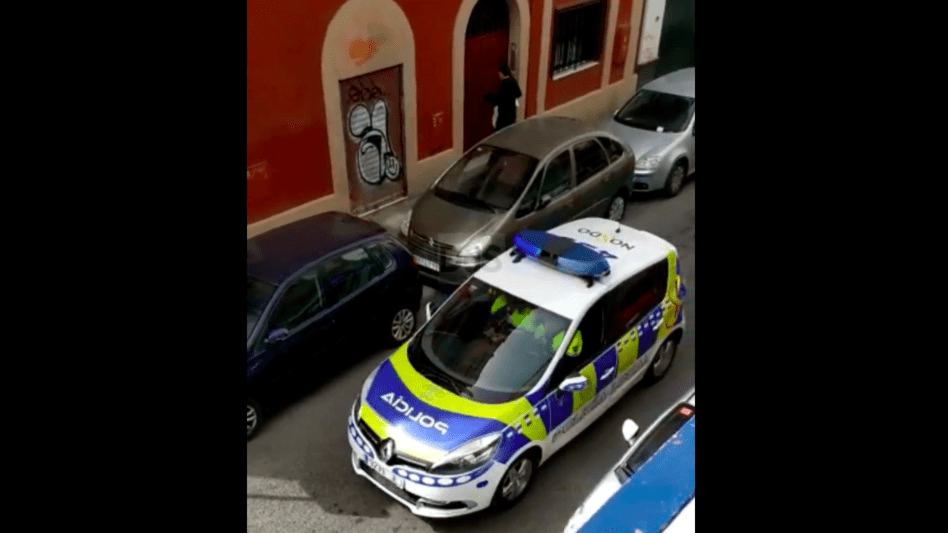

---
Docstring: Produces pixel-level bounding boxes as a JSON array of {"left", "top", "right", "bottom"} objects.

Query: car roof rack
[{"left": 510, "top": 230, "right": 610, "bottom": 288}]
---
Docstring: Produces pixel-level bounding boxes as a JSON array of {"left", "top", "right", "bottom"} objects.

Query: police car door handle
[{"left": 601, "top": 367, "right": 615, "bottom": 380}]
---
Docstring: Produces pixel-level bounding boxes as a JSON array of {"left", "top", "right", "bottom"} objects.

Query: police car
[
  {"left": 347, "top": 217, "right": 686, "bottom": 517},
  {"left": 564, "top": 389, "right": 695, "bottom": 533}
]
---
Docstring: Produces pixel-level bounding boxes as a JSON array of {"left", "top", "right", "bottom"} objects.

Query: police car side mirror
[
  {"left": 559, "top": 375, "right": 588, "bottom": 393},
  {"left": 622, "top": 419, "right": 640, "bottom": 443}
]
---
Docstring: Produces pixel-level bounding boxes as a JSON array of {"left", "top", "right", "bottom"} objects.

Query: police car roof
[
  {"left": 663, "top": 498, "right": 695, "bottom": 533},
  {"left": 473, "top": 217, "right": 676, "bottom": 320}
]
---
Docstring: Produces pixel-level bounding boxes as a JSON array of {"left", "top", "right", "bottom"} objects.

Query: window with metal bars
[
  {"left": 466, "top": 0, "right": 510, "bottom": 37},
  {"left": 551, "top": 1, "right": 605, "bottom": 77}
]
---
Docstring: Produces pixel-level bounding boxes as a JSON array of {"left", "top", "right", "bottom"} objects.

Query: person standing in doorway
[{"left": 484, "top": 63, "right": 522, "bottom": 132}]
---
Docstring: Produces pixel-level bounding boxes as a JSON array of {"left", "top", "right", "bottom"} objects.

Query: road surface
[{"left": 247, "top": 177, "right": 696, "bottom": 533}]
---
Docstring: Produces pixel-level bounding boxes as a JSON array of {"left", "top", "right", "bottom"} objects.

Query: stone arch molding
[
  {"left": 453, "top": 0, "right": 530, "bottom": 159},
  {"left": 322, "top": 0, "right": 418, "bottom": 204}
]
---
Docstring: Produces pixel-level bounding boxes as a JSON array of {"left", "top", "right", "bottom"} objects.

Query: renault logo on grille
[{"left": 379, "top": 438, "right": 395, "bottom": 463}]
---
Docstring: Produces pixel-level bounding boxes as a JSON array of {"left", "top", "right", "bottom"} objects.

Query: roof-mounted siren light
[{"left": 511, "top": 230, "right": 611, "bottom": 288}]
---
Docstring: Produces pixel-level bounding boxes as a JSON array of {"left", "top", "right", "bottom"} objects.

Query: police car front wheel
[{"left": 494, "top": 455, "right": 535, "bottom": 508}]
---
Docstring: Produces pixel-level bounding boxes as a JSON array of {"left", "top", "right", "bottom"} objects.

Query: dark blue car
[{"left": 248, "top": 211, "right": 423, "bottom": 439}]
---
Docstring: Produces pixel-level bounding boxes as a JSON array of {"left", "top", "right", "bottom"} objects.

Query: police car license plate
[
  {"left": 414, "top": 255, "right": 440, "bottom": 272},
  {"left": 365, "top": 456, "right": 405, "bottom": 489}
]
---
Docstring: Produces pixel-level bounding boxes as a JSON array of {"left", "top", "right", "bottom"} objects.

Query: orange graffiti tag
[{"left": 349, "top": 39, "right": 377, "bottom": 66}]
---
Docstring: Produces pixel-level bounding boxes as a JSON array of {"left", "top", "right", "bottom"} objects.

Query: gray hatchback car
[
  {"left": 602, "top": 68, "right": 695, "bottom": 197},
  {"left": 399, "top": 115, "right": 636, "bottom": 290}
]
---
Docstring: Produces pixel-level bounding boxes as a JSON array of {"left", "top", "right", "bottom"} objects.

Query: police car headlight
[
  {"left": 430, "top": 433, "right": 502, "bottom": 475},
  {"left": 400, "top": 210, "right": 412, "bottom": 236},
  {"left": 635, "top": 155, "right": 661, "bottom": 171}
]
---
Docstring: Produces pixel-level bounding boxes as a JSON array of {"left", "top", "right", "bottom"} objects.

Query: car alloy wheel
[
  {"left": 608, "top": 195, "right": 626, "bottom": 221},
  {"left": 391, "top": 308, "right": 415, "bottom": 342},
  {"left": 646, "top": 339, "right": 677, "bottom": 383},
  {"left": 666, "top": 164, "right": 685, "bottom": 196},
  {"left": 247, "top": 402, "right": 259, "bottom": 438},
  {"left": 499, "top": 456, "right": 533, "bottom": 502}
]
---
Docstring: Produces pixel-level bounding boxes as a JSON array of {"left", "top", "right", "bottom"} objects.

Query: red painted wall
[
  {"left": 543, "top": 0, "right": 607, "bottom": 110},
  {"left": 610, "top": 0, "right": 633, "bottom": 84},
  {"left": 247, "top": 0, "right": 342, "bottom": 225},
  {"left": 526, "top": 0, "right": 543, "bottom": 118},
  {"left": 247, "top": 0, "right": 463, "bottom": 225},
  {"left": 247, "top": 0, "right": 632, "bottom": 226},
  {"left": 399, "top": 1, "right": 458, "bottom": 159}
]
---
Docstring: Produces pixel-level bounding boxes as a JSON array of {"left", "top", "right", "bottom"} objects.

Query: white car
[
  {"left": 564, "top": 389, "right": 695, "bottom": 532},
  {"left": 347, "top": 217, "right": 687, "bottom": 518}
]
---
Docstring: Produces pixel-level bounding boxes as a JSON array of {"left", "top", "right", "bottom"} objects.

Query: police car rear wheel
[
  {"left": 645, "top": 339, "right": 677, "bottom": 384},
  {"left": 388, "top": 307, "right": 415, "bottom": 345},
  {"left": 495, "top": 455, "right": 535, "bottom": 507}
]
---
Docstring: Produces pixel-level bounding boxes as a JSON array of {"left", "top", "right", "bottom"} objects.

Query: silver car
[
  {"left": 400, "top": 116, "right": 636, "bottom": 290},
  {"left": 602, "top": 68, "right": 695, "bottom": 197}
]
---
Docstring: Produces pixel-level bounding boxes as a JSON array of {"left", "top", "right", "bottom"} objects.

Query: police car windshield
[
  {"left": 407, "top": 281, "right": 571, "bottom": 404},
  {"left": 248, "top": 276, "right": 276, "bottom": 341}
]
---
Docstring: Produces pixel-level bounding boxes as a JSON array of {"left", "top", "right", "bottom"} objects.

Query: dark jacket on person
[{"left": 485, "top": 76, "right": 522, "bottom": 130}]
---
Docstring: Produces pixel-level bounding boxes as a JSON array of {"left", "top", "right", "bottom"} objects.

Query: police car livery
[
  {"left": 347, "top": 217, "right": 686, "bottom": 517},
  {"left": 564, "top": 389, "right": 695, "bottom": 533}
]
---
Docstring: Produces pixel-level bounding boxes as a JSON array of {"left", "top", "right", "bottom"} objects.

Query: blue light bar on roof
[{"left": 512, "top": 230, "right": 611, "bottom": 283}]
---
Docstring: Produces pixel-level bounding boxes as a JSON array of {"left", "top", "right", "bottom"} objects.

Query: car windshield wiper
[{"left": 413, "top": 354, "right": 470, "bottom": 397}]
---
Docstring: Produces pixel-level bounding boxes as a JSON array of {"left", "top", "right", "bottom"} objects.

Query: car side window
[
  {"left": 605, "top": 260, "right": 668, "bottom": 343},
  {"left": 364, "top": 241, "right": 395, "bottom": 271},
  {"left": 547, "top": 299, "right": 607, "bottom": 392},
  {"left": 268, "top": 270, "right": 324, "bottom": 332},
  {"left": 540, "top": 150, "right": 573, "bottom": 201},
  {"left": 573, "top": 139, "right": 609, "bottom": 185},
  {"left": 516, "top": 173, "right": 543, "bottom": 217},
  {"left": 600, "top": 137, "right": 626, "bottom": 163},
  {"left": 317, "top": 246, "right": 384, "bottom": 308}
]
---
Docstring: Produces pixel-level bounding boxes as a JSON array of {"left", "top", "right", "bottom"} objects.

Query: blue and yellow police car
[{"left": 347, "top": 217, "right": 687, "bottom": 517}]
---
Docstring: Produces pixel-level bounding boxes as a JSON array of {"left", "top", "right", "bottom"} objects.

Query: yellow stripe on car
[
  {"left": 572, "top": 364, "right": 598, "bottom": 412},
  {"left": 616, "top": 330, "right": 639, "bottom": 374}
]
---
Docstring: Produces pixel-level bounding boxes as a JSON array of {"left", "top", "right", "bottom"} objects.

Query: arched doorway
[{"left": 463, "top": 0, "right": 510, "bottom": 151}]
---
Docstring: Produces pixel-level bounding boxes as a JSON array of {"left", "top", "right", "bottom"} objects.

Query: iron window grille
[{"left": 551, "top": 1, "right": 606, "bottom": 77}]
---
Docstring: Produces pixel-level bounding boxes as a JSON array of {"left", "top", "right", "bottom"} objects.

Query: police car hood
[{"left": 359, "top": 343, "right": 545, "bottom": 464}]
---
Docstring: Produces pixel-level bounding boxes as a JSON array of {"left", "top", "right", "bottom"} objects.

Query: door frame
[{"left": 453, "top": 0, "right": 530, "bottom": 157}]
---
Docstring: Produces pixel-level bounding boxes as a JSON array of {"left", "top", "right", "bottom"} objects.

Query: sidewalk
[{"left": 360, "top": 193, "right": 422, "bottom": 235}]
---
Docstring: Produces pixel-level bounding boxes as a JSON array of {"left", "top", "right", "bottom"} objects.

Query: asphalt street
[{"left": 247, "top": 177, "right": 695, "bottom": 533}]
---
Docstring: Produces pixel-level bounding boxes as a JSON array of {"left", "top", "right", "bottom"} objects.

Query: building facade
[{"left": 248, "top": 0, "right": 650, "bottom": 238}]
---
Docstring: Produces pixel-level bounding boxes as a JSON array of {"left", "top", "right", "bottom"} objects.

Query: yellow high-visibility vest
[{"left": 552, "top": 330, "right": 583, "bottom": 356}]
